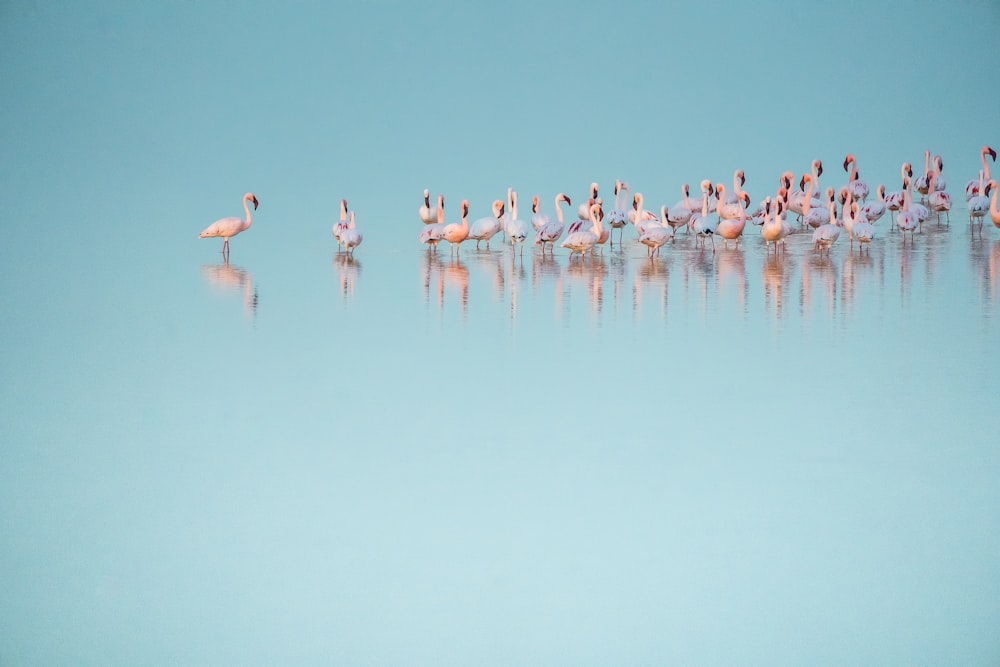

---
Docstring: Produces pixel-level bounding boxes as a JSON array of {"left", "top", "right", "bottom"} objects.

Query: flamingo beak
[
  {"left": 817, "top": 162, "right": 823, "bottom": 177},
  {"left": 990, "top": 147, "right": 997, "bottom": 161},
  {"left": 564, "top": 195, "right": 571, "bottom": 206},
  {"left": 252, "top": 196, "right": 259, "bottom": 209},
  {"left": 843, "top": 156, "right": 850, "bottom": 171},
  {"left": 740, "top": 172, "right": 746, "bottom": 186},
  {"left": 799, "top": 176, "right": 806, "bottom": 190}
]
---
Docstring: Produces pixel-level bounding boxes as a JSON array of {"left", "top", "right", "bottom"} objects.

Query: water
[{"left": 2, "top": 196, "right": 998, "bottom": 664}]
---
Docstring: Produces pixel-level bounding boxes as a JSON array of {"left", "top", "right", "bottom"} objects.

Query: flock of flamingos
[{"left": 198, "top": 146, "right": 1000, "bottom": 260}]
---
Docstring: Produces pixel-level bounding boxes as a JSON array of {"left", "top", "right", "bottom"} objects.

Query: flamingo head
[
  {"left": 461, "top": 200, "right": 469, "bottom": 217},
  {"left": 781, "top": 171, "right": 793, "bottom": 189},
  {"left": 815, "top": 160, "right": 824, "bottom": 177},
  {"left": 799, "top": 175, "right": 808, "bottom": 190},
  {"left": 738, "top": 170, "right": 745, "bottom": 186},
  {"left": 715, "top": 184, "right": 723, "bottom": 200},
  {"left": 700, "top": 179, "right": 712, "bottom": 192},
  {"left": 614, "top": 180, "right": 621, "bottom": 195},
  {"left": 558, "top": 193, "right": 571, "bottom": 206},
  {"left": 843, "top": 154, "right": 855, "bottom": 171},
  {"left": 633, "top": 193, "right": 640, "bottom": 210},
  {"left": 532, "top": 195, "right": 539, "bottom": 213},
  {"left": 989, "top": 147, "right": 998, "bottom": 162},
  {"left": 249, "top": 194, "right": 259, "bottom": 209},
  {"left": 935, "top": 155, "right": 944, "bottom": 170},
  {"left": 741, "top": 192, "right": 751, "bottom": 208},
  {"left": 494, "top": 200, "right": 505, "bottom": 218},
  {"left": 764, "top": 198, "right": 771, "bottom": 214},
  {"left": 986, "top": 182, "right": 994, "bottom": 196}
]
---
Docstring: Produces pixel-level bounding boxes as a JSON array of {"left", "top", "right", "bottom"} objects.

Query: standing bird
[
  {"left": 844, "top": 153, "right": 869, "bottom": 202},
  {"left": 897, "top": 176, "right": 919, "bottom": 243},
  {"left": 861, "top": 185, "right": 887, "bottom": 225},
  {"left": 969, "top": 170, "right": 990, "bottom": 228},
  {"left": 715, "top": 186, "right": 748, "bottom": 248},
  {"left": 606, "top": 180, "right": 630, "bottom": 247},
  {"left": 442, "top": 200, "right": 471, "bottom": 254},
  {"left": 419, "top": 189, "right": 438, "bottom": 224},
  {"left": 534, "top": 193, "right": 571, "bottom": 253},
  {"left": 851, "top": 203, "right": 875, "bottom": 253},
  {"left": 332, "top": 198, "right": 350, "bottom": 250},
  {"left": 885, "top": 163, "right": 913, "bottom": 229},
  {"left": 561, "top": 202, "right": 603, "bottom": 259},
  {"left": 340, "top": 211, "right": 363, "bottom": 255},
  {"left": 199, "top": 192, "right": 259, "bottom": 258},
  {"left": 419, "top": 195, "right": 447, "bottom": 250},
  {"left": 505, "top": 193, "right": 530, "bottom": 255},
  {"left": 761, "top": 198, "right": 790, "bottom": 253},
  {"left": 927, "top": 169, "right": 952, "bottom": 223},
  {"left": 966, "top": 146, "right": 996, "bottom": 201},
  {"left": 577, "top": 182, "right": 598, "bottom": 220},
  {"left": 467, "top": 199, "right": 506, "bottom": 249},
  {"left": 812, "top": 190, "right": 842, "bottom": 254},
  {"left": 638, "top": 207, "right": 674, "bottom": 257}
]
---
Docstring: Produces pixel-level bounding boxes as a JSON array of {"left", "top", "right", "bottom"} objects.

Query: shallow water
[{"left": 2, "top": 202, "right": 999, "bottom": 665}]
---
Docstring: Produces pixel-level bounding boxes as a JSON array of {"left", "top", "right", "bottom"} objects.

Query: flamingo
[
  {"left": 761, "top": 198, "right": 790, "bottom": 253},
  {"left": 419, "top": 195, "right": 447, "bottom": 250},
  {"left": 932, "top": 154, "right": 946, "bottom": 192},
  {"left": 787, "top": 160, "right": 823, "bottom": 221},
  {"left": 332, "top": 198, "right": 350, "bottom": 250},
  {"left": 861, "top": 185, "right": 887, "bottom": 225},
  {"left": 340, "top": 210, "right": 363, "bottom": 255},
  {"left": 801, "top": 177, "right": 829, "bottom": 229},
  {"left": 638, "top": 207, "right": 674, "bottom": 257},
  {"left": 561, "top": 202, "right": 602, "bottom": 259},
  {"left": 467, "top": 199, "right": 506, "bottom": 249},
  {"left": 966, "top": 146, "right": 996, "bottom": 201},
  {"left": 885, "top": 163, "right": 913, "bottom": 229},
  {"left": 691, "top": 183, "right": 717, "bottom": 250},
  {"left": 442, "top": 199, "right": 470, "bottom": 254},
  {"left": 631, "top": 192, "right": 662, "bottom": 236},
  {"left": 717, "top": 182, "right": 750, "bottom": 225},
  {"left": 897, "top": 176, "right": 919, "bottom": 243},
  {"left": 969, "top": 170, "right": 990, "bottom": 227},
  {"left": 606, "top": 180, "right": 630, "bottom": 247},
  {"left": 534, "top": 193, "right": 571, "bottom": 253},
  {"left": 844, "top": 153, "right": 869, "bottom": 202},
  {"left": 530, "top": 195, "right": 549, "bottom": 232},
  {"left": 666, "top": 183, "right": 695, "bottom": 233},
  {"left": 927, "top": 169, "right": 952, "bottom": 223},
  {"left": 913, "top": 150, "right": 933, "bottom": 201},
  {"left": 715, "top": 186, "right": 748, "bottom": 248},
  {"left": 851, "top": 203, "right": 875, "bottom": 253},
  {"left": 505, "top": 193, "right": 530, "bottom": 255},
  {"left": 199, "top": 192, "right": 259, "bottom": 258},
  {"left": 812, "top": 190, "right": 841, "bottom": 255},
  {"left": 723, "top": 169, "right": 746, "bottom": 205},
  {"left": 419, "top": 189, "right": 438, "bottom": 224}
]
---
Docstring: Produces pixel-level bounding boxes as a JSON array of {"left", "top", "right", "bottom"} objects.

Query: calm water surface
[{"left": 2, "top": 205, "right": 999, "bottom": 665}]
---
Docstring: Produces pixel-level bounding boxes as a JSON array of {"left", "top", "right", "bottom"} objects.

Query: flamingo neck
[
  {"left": 243, "top": 197, "right": 254, "bottom": 229},
  {"left": 555, "top": 197, "right": 565, "bottom": 224}
]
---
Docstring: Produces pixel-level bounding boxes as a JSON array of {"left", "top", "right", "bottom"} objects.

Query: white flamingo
[
  {"left": 199, "top": 192, "right": 259, "bottom": 258},
  {"left": 607, "top": 180, "right": 630, "bottom": 247},
  {"left": 966, "top": 146, "right": 996, "bottom": 201},
  {"left": 467, "top": 199, "right": 506, "bottom": 249},
  {"left": 969, "top": 170, "right": 990, "bottom": 227},
  {"left": 419, "top": 189, "right": 438, "bottom": 224},
  {"left": 667, "top": 183, "right": 695, "bottom": 233},
  {"left": 561, "top": 202, "right": 602, "bottom": 259},
  {"left": 419, "top": 195, "right": 447, "bottom": 250},
  {"left": 812, "top": 191, "right": 841, "bottom": 255},
  {"left": 717, "top": 182, "right": 750, "bottom": 225},
  {"left": 844, "top": 153, "right": 869, "bottom": 202},
  {"left": 885, "top": 163, "right": 913, "bottom": 229},
  {"left": 340, "top": 210, "right": 363, "bottom": 255},
  {"left": 861, "top": 184, "right": 887, "bottom": 225},
  {"left": 638, "top": 207, "right": 674, "bottom": 257},
  {"left": 761, "top": 197, "right": 790, "bottom": 253},
  {"left": 802, "top": 177, "right": 829, "bottom": 229},
  {"left": 927, "top": 169, "right": 952, "bottom": 223},
  {"left": 332, "top": 198, "right": 350, "bottom": 249},
  {"left": 897, "top": 177, "right": 919, "bottom": 243},
  {"left": 913, "top": 150, "right": 933, "bottom": 201},
  {"left": 506, "top": 194, "right": 530, "bottom": 256},
  {"left": 851, "top": 203, "right": 875, "bottom": 253},
  {"left": 691, "top": 183, "right": 717, "bottom": 250},
  {"left": 787, "top": 160, "right": 823, "bottom": 221},
  {"left": 534, "top": 193, "right": 571, "bottom": 253}
]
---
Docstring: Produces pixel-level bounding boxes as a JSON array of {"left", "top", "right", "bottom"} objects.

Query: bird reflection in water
[
  {"left": 839, "top": 249, "right": 875, "bottom": 317},
  {"left": 970, "top": 238, "right": 1000, "bottom": 307},
  {"left": 715, "top": 247, "right": 747, "bottom": 313},
  {"left": 200, "top": 260, "right": 258, "bottom": 319},
  {"left": 801, "top": 252, "right": 839, "bottom": 317},
  {"left": 333, "top": 251, "right": 361, "bottom": 300},
  {"left": 633, "top": 255, "right": 669, "bottom": 318},
  {"left": 565, "top": 253, "right": 607, "bottom": 318},
  {"left": 762, "top": 253, "right": 793, "bottom": 318},
  {"left": 683, "top": 246, "right": 716, "bottom": 313},
  {"left": 422, "top": 251, "right": 469, "bottom": 316}
]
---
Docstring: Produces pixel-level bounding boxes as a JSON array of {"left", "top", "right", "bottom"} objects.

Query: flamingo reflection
[
  {"left": 333, "top": 252, "right": 362, "bottom": 300},
  {"left": 200, "top": 260, "right": 258, "bottom": 318}
]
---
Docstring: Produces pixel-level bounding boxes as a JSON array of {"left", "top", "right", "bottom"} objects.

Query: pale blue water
[{"left": 3, "top": 2, "right": 1000, "bottom": 664}]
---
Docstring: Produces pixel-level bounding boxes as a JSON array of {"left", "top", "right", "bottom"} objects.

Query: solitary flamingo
[
  {"left": 199, "top": 192, "right": 259, "bottom": 258},
  {"left": 419, "top": 189, "right": 438, "bottom": 224},
  {"left": 340, "top": 211, "right": 363, "bottom": 255}
]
